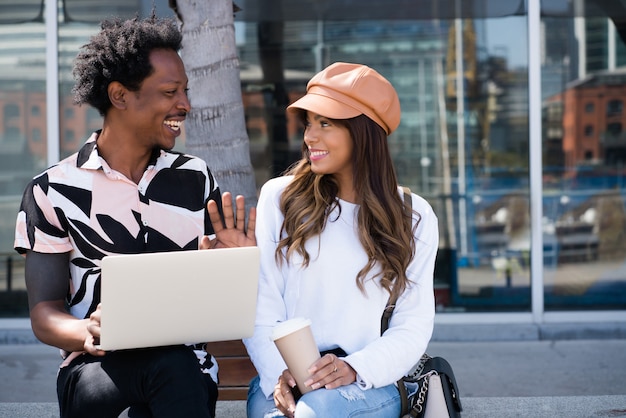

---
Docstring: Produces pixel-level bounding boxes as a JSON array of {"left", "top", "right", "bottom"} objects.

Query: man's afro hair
[{"left": 72, "top": 14, "right": 182, "bottom": 116}]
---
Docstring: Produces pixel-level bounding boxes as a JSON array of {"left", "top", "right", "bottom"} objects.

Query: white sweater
[{"left": 243, "top": 176, "right": 439, "bottom": 398}]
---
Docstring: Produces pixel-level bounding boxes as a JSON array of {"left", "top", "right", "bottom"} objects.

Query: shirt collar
[
  {"left": 76, "top": 131, "right": 102, "bottom": 170},
  {"left": 76, "top": 130, "right": 163, "bottom": 171}
]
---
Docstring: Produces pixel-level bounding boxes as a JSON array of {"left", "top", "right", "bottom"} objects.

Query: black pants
[{"left": 57, "top": 345, "right": 217, "bottom": 418}]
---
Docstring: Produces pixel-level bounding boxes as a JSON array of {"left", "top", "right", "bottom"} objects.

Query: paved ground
[
  {"left": 1, "top": 339, "right": 626, "bottom": 403},
  {"left": 1, "top": 322, "right": 626, "bottom": 417}
]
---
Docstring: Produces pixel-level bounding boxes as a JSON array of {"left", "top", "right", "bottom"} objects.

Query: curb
[{"left": 2, "top": 320, "right": 626, "bottom": 345}]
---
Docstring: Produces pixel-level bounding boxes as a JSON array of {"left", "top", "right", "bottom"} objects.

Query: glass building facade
[{"left": 1, "top": 0, "right": 625, "bottom": 325}]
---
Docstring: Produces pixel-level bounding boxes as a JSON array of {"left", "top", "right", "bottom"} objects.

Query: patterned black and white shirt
[{"left": 14, "top": 131, "right": 221, "bottom": 376}]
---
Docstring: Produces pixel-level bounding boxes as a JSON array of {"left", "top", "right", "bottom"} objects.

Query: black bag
[
  {"left": 381, "top": 295, "right": 463, "bottom": 418},
  {"left": 381, "top": 187, "right": 462, "bottom": 417},
  {"left": 397, "top": 355, "right": 462, "bottom": 418}
]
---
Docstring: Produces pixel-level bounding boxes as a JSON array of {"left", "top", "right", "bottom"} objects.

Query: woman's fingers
[
  {"left": 274, "top": 372, "right": 296, "bottom": 417},
  {"left": 304, "top": 354, "right": 356, "bottom": 390}
]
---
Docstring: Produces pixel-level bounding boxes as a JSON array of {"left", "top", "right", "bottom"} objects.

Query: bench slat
[
  {"left": 217, "top": 387, "right": 250, "bottom": 401},
  {"left": 205, "top": 340, "right": 249, "bottom": 357},
  {"left": 206, "top": 340, "right": 258, "bottom": 401},
  {"left": 217, "top": 357, "right": 257, "bottom": 386}
]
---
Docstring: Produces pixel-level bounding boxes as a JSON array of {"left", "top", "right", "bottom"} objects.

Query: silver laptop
[{"left": 98, "top": 246, "right": 260, "bottom": 351}]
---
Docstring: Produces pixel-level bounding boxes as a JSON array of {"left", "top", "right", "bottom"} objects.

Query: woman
[{"left": 244, "top": 62, "right": 439, "bottom": 417}]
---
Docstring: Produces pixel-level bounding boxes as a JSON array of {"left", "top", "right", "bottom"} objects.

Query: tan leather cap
[{"left": 287, "top": 62, "right": 401, "bottom": 135}]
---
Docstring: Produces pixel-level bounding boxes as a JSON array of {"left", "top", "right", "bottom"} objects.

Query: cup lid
[{"left": 271, "top": 317, "right": 312, "bottom": 341}]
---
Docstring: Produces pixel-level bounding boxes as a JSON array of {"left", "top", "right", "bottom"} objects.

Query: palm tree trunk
[{"left": 170, "top": 0, "right": 257, "bottom": 211}]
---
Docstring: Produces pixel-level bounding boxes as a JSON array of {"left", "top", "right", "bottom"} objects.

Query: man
[{"left": 14, "top": 14, "right": 255, "bottom": 418}]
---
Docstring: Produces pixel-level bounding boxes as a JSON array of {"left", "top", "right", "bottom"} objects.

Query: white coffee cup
[{"left": 272, "top": 317, "right": 321, "bottom": 394}]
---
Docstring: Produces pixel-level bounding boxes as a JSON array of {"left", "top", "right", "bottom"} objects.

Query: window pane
[
  {"left": 236, "top": 0, "right": 526, "bottom": 21},
  {"left": 236, "top": 12, "right": 532, "bottom": 312},
  {"left": 63, "top": 0, "right": 138, "bottom": 22},
  {"left": 0, "top": 6, "right": 45, "bottom": 308},
  {"left": 62, "top": 0, "right": 174, "bottom": 23},
  {"left": 0, "top": 0, "right": 43, "bottom": 24},
  {"left": 542, "top": 9, "right": 626, "bottom": 310}
]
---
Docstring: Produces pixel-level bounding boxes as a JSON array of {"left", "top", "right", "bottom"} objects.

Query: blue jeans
[{"left": 247, "top": 375, "right": 401, "bottom": 418}]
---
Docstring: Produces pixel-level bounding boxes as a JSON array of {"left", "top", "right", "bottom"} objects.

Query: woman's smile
[{"left": 308, "top": 148, "right": 329, "bottom": 160}]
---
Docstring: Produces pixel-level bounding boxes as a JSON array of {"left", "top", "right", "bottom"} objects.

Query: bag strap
[
  {"left": 380, "top": 186, "right": 412, "bottom": 334},
  {"left": 381, "top": 186, "right": 413, "bottom": 416}
]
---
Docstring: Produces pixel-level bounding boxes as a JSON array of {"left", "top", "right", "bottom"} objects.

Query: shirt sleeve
[{"left": 14, "top": 175, "right": 72, "bottom": 255}]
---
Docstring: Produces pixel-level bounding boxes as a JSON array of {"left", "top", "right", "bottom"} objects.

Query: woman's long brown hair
[{"left": 276, "top": 112, "right": 419, "bottom": 301}]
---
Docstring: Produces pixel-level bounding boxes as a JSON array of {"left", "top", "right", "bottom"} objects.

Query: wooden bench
[{"left": 205, "top": 340, "right": 257, "bottom": 400}]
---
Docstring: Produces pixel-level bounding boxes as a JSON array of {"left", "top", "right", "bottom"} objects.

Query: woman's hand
[
  {"left": 273, "top": 354, "right": 357, "bottom": 416},
  {"left": 304, "top": 353, "right": 357, "bottom": 390},
  {"left": 274, "top": 369, "right": 298, "bottom": 418},
  {"left": 201, "top": 192, "right": 256, "bottom": 249}
]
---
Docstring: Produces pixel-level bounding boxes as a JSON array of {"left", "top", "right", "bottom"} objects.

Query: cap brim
[{"left": 287, "top": 92, "right": 363, "bottom": 120}]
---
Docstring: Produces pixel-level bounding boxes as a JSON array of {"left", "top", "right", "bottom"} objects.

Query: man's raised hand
[{"left": 201, "top": 192, "right": 256, "bottom": 249}]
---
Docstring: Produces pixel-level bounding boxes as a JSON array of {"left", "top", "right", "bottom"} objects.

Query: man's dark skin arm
[{"left": 25, "top": 251, "right": 104, "bottom": 355}]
